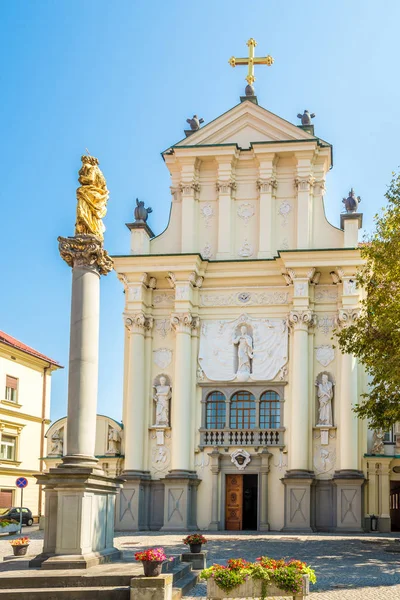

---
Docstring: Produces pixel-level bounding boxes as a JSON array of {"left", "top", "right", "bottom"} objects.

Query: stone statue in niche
[
  {"left": 315, "top": 372, "right": 334, "bottom": 427},
  {"left": 50, "top": 428, "right": 63, "bottom": 455},
  {"left": 106, "top": 427, "right": 121, "bottom": 454},
  {"left": 371, "top": 429, "right": 385, "bottom": 455},
  {"left": 153, "top": 374, "right": 172, "bottom": 427},
  {"left": 233, "top": 324, "right": 253, "bottom": 380}
]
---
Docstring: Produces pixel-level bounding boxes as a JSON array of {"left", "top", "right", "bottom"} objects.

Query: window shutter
[{"left": 5, "top": 376, "right": 17, "bottom": 390}]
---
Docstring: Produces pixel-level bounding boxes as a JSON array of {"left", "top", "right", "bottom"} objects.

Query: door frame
[{"left": 220, "top": 453, "right": 263, "bottom": 530}]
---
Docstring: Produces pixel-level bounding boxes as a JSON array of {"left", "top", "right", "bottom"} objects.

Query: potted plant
[
  {"left": 200, "top": 556, "right": 316, "bottom": 599},
  {"left": 183, "top": 533, "right": 208, "bottom": 553},
  {"left": 134, "top": 547, "right": 168, "bottom": 577},
  {"left": 10, "top": 536, "right": 30, "bottom": 557},
  {"left": 0, "top": 518, "right": 19, "bottom": 535}
]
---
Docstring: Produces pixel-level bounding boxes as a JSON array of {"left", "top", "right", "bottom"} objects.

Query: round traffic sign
[{"left": 15, "top": 477, "right": 28, "bottom": 489}]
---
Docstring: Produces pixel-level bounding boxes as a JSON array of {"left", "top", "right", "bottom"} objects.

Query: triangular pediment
[{"left": 174, "top": 101, "right": 316, "bottom": 149}]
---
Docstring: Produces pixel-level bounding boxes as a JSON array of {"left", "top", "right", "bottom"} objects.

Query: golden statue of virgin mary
[{"left": 75, "top": 154, "right": 109, "bottom": 240}]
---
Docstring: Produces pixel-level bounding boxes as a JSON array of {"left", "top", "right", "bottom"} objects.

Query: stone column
[
  {"left": 259, "top": 449, "right": 272, "bottom": 531},
  {"left": 169, "top": 312, "right": 195, "bottom": 473},
  {"left": 378, "top": 460, "right": 391, "bottom": 532},
  {"left": 333, "top": 309, "right": 365, "bottom": 532},
  {"left": 33, "top": 233, "right": 121, "bottom": 569},
  {"left": 282, "top": 310, "right": 315, "bottom": 532},
  {"left": 162, "top": 312, "right": 200, "bottom": 530},
  {"left": 208, "top": 449, "right": 220, "bottom": 530},
  {"left": 115, "top": 313, "right": 152, "bottom": 531}
]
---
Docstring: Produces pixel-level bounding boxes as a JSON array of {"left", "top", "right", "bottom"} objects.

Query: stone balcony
[{"left": 199, "top": 427, "right": 285, "bottom": 448}]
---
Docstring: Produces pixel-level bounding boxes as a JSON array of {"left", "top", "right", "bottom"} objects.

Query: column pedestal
[
  {"left": 31, "top": 467, "right": 121, "bottom": 569},
  {"left": 333, "top": 470, "right": 365, "bottom": 532},
  {"left": 161, "top": 471, "right": 200, "bottom": 531},
  {"left": 115, "top": 471, "right": 151, "bottom": 531},
  {"left": 282, "top": 470, "right": 315, "bottom": 532}
]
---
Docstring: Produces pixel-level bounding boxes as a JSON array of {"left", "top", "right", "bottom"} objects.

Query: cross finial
[{"left": 229, "top": 38, "right": 274, "bottom": 97}]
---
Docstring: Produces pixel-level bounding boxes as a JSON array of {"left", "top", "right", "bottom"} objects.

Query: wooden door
[{"left": 225, "top": 474, "right": 243, "bottom": 530}]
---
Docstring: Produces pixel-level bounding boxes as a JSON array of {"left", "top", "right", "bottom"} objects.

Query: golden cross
[{"left": 229, "top": 38, "right": 274, "bottom": 87}]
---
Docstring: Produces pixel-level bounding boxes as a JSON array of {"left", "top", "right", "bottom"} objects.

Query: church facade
[{"left": 113, "top": 93, "right": 393, "bottom": 533}]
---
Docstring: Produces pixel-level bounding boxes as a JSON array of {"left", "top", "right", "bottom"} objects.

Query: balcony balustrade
[{"left": 199, "top": 428, "right": 284, "bottom": 448}]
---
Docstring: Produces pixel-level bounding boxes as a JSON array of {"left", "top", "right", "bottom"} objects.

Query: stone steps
[{"left": 0, "top": 555, "right": 199, "bottom": 599}]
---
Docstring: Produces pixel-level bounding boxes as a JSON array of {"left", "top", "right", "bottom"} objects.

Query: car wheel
[{"left": 27, "top": 518, "right": 33, "bottom": 526}]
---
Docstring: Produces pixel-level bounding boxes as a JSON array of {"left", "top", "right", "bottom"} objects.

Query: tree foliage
[{"left": 336, "top": 171, "right": 400, "bottom": 430}]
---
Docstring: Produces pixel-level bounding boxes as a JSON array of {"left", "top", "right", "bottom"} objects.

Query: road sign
[{"left": 15, "top": 477, "right": 28, "bottom": 489}]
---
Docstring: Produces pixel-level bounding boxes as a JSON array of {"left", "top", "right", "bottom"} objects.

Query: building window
[
  {"left": 0, "top": 436, "right": 16, "bottom": 461},
  {"left": 230, "top": 391, "right": 256, "bottom": 429},
  {"left": 206, "top": 392, "right": 226, "bottom": 429},
  {"left": 260, "top": 391, "right": 281, "bottom": 428},
  {"left": 5, "top": 376, "right": 18, "bottom": 403}
]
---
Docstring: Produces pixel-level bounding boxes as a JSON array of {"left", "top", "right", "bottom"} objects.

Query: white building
[
  {"left": 111, "top": 89, "right": 397, "bottom": 533},
  {"left": 0, "top": 331, "right": 61, "bottom": 516}
]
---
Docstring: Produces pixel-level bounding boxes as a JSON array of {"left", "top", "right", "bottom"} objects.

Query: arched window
[
  {"left": 206, "top": 392, "right": 226, "bottom": 429},
  {"left": 260, "top": 391, "right": 280, "bottom": 428},
  {"left": 230, "top": 391, "right": 256, "bottom": 429}
]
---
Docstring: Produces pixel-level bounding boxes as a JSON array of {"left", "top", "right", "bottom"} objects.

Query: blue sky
[{"left": 1, "top": 1, "right": 400, "bottom": 423}]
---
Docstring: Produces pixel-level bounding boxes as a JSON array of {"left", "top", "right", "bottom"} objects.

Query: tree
[{"left": 336, "top": 170, "right": 400, "bottom": 430}]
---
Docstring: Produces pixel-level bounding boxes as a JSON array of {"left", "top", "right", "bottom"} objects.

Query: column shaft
[
  {"left": 124, "top": 325, "right": 146, "bottom": 472},
  {"left": 339, "top": 353, "right": 358, "bottom": 470},
  {"left": 290, "top": 325, "right": 309, "bottom": 470},
  {"left": 171, "top": 324, "right": 192, "bottom": 472},
  {"left": 217, "top": 193, "right": 233, "bottom": 258},
  {"left": 66, "top": 266, "right": 100, "bottom": 461}
]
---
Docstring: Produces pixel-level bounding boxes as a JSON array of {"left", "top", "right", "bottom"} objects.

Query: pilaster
[
  {"left": 294, "top": 153, "right": 315, "bottom": 249},
  {"left": 179, "top": 157, "right": 200, "bottom": 253},
  {"left": 255, "top": 151, "right": 276, "bottom": 258},
  {"left": 215, "top": 153, "right": 238, "bottom": 259},
  {"left": 259, "top": 448, "right": 272, "bottom": 531},
  {"left": 208, "top": 449, "right": 221, "bottom": 530}
]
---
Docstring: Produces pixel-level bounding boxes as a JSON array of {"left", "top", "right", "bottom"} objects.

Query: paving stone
[{"left": 1, "top": 530, "right": 400, "bottom": 598}]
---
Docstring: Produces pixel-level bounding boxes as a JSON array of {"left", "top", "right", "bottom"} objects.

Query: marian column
[{"left": 34, "top": 154, "right": 120, "bottom": 569}]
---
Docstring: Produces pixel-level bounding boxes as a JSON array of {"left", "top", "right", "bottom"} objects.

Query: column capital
[
  {"left": 256, "top": 178, "right": 277, "bottom": 194},
  {"left": 294, "top": 176, "right": 315, "bottom": 192},
  {"left": 170, "top": 312, "right": 199, "bottom": 334},
  {"left": 313, "top": 179, "right": 326, "bottom": 195},
  {"left": 335, "top": 308, "right": 359, "bottom": 329},
  {"left": 125, "top": 313, "right": 153, "bottom": 334},
  {"left": 58, "top": 234, "right": 113, "bottom": 275},
  {"left": 216, "top": 180, "right": 236, "bottom": 194},
  {"left": 288, "top": 310, "right": 316, "bottom": 330},
  {"left": 180, "top": 181, "right": 200, "bottom": 196}
]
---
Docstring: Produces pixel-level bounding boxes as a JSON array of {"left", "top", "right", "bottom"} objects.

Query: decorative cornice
[
  {"left": 294, "top": 176, "right": 315, "bottom": 192},
  {"left": 335, "top": 308, "right": 359, "bottom": 329},
  {"left": 288, "top": 310, "right": 316, "bottom": 330},
  {"left": 216, "top": 180, "right": 236, "bottom": 194},
  {"left": 256, "top": 178, "right": 277, "bottom": 194},
  {"left": 125, "top": 313, "right": 153, "bottom": 334},
  {"left": 58, "top": 234, "right": 113, "bottom": 275}
]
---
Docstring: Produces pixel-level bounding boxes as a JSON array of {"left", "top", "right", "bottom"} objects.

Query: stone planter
[
  {"left": 0, "top": 523, "right": 19, "bottom": 536},
  {"left": 206, "top": 575, "right": 310, "bottom": 599},
  {"left": 189, "top": 543, "right": 202, "bottom": 553},
  {"left": 142, "top": 560, "right": 163, "bottom": 577},
  {"left": 12, "top": 545, "right": 29, "bottom": 557}
]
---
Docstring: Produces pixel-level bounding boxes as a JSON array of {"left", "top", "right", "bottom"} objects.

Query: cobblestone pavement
[{"left": 1, "top": 530, "right": 400, "bottom": 598}]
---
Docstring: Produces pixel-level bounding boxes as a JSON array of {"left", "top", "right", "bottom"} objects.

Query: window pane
[
  {"left": 206, "top": 392, "right": 226, "bottom": 429},
  {"left": 0, "top": 436, "right": 16, "bottom": 461},
  {"left": 260, "top": 391, "right": 281, "bottom": 429},
  {"left": 230, "top": 391, "right": 256, "bottom": 429}
]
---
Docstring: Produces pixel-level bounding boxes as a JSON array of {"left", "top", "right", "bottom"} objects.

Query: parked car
[{"left": 0, "top": 507, "right": 33, "bottom": 526}]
